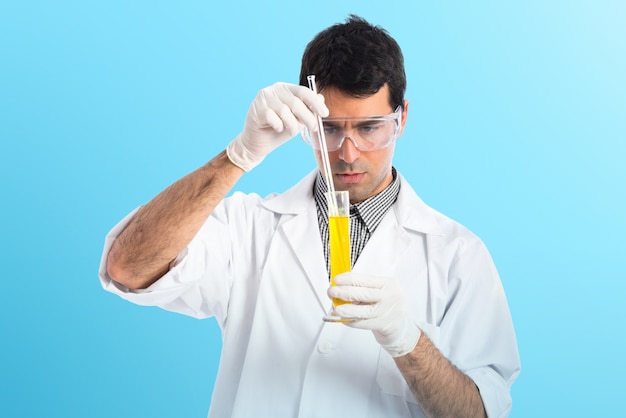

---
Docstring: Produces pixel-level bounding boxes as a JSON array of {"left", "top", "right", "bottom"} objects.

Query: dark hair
[{"left": 299, "top": 15, "right": 406, "bottom": 111}]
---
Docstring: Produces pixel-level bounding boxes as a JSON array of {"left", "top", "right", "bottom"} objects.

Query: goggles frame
[{"left": 302, "top": 106, "right": 403, "bottom": 152}]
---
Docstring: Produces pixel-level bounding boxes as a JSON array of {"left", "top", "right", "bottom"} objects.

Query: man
[{"left": 100, "top": 15, "right": 520, "bottom": 417}]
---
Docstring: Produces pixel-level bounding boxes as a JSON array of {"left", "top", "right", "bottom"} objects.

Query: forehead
[{"left": 321, "top": 84, "right": 393, "bottom": 117}]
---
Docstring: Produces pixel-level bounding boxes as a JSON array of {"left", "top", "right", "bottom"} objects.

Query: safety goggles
[{"left": 302, "top": 106, "right": 402, "bottom": 152}]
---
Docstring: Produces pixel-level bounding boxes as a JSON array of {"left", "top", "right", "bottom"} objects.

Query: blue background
[{"left": 1, "top": 1, "right": 624, "bottom": 417}]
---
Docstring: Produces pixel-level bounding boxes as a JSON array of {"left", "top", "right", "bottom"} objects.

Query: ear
[{"left": 398, "top": 99, "right": 409, "bottom": 137}]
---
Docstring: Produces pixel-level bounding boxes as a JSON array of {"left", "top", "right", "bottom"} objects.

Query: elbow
[
  {"left": 106, "top": 247, "right": 145, "bottom": 290},
  {"left": 106, "top": 250, "right": 163, "bottom": 290},
  {"left": 106, "top": 254, "right": 136, "bottom": 289}
]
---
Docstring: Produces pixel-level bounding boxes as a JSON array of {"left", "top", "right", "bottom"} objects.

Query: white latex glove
[
  {"left": 328, "top": 272, "right": 422, "bottom": 358},
  {"left": 226, "top": 82, "right": 328, "bottom": 171}
]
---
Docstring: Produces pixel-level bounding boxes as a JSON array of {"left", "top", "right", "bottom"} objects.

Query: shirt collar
[
  {"left": 313, "top": 168, "right": 400, "bottom": 233},
  {"left": 261, "top": 169, "right": 444, "bottom": 236}
]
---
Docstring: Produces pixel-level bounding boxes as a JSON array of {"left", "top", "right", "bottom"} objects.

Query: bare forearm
[
  {"left": 394, "top": 333, "right": 486, "bottom": 418},
  {"left": 107, "top": 150, "right": 244, "bottom": 289}
]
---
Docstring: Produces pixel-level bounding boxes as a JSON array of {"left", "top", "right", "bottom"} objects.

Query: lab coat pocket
[{"left": 375, "top": 322, "right": 441, "bottom": 403}]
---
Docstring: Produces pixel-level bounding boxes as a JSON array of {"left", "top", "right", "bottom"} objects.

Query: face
[{"left": 314, "top": 84, "right": 409, "bottom": 203}]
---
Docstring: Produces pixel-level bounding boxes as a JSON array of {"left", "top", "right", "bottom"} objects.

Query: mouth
[{"left": 336, "top": 172, "right": 365, "bottom": 184}]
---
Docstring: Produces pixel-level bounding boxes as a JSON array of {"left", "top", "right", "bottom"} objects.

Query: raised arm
[
  {"left": 106, "top": 83, "right": 328, "bottom": 289},
  {"left": 106, "top": 152, "right": 243, "bottom": 289}
]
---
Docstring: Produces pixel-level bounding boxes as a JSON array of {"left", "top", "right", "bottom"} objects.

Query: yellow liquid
[{"left": 329, "top": 215, "right": 350, "bottom": 306}]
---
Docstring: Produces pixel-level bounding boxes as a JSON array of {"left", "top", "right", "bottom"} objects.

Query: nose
[{"left": 337, "top": 136, "right": 360, "bottom": 163}]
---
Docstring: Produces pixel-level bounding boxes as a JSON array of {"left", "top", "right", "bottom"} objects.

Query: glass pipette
[{"left": 307, "top": 75, "right": 340, "bottom": 216}]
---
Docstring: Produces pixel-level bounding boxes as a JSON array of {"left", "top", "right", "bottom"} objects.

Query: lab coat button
[{"left": 318, "top": 342, "right": 333, "bottom": 354}]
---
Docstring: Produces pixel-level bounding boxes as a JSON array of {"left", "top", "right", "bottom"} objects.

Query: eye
[
  {"left": 323, "top": 123, "right": 340, "bottom": 136},
  {"left": 358, "top": 123, "right": 382, "bottom": 136}
]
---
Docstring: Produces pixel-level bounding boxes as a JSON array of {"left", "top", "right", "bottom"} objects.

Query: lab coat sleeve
[
  {"left": 98, "top": 193, "right": 258, "bottom": 324},
  {"left": 437, "top": 234, "right": 521, "bottom": 418}
]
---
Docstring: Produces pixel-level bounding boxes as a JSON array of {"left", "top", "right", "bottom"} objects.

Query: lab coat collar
[
  {"left": 262, "top": 169, "right": 444, "bottom": 237},
  {"left": 393, "top": 173, "right": 444, "bottom": 236},
  {"left": 261, "top": 170, "right": 328, "bottom": 310},
  {"left": 261, "top": 170, "right": 319, "bottom": 215}
]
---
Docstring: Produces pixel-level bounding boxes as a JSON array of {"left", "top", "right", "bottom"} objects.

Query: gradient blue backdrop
[{"left": 1, "top": 1, "right": 625, "bottom": 417}]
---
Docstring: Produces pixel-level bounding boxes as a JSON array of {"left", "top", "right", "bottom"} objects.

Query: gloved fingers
[
  {"left": 255, "top": 83, "right": 324, "bottom": 135},
  {"left": 254, "top": 86, "right": 296, "bottom": 132},
  {"left": 333, "top": 297, "right": 402, "bottom": 321},
  {"left": 257, "top": 104, "right": 301, "bottom": 137},
  {"left": 340, "top": 317, "right": 387, "bottom": 332},
  {"left": 275, "top": 84, "right": 328, "bottom": 131},
  {"left": 333, "top": 272, "right": 387, "bottom": 288},
  {"left": 276, "top": 103, "right": 308, "bottom": 137},
  {"left": 328, "top": 284, "right": 382, "bottom": 304},
  {"left": 283, "top": 83, "right": 328, "bottom": 116},
  {"left": 333, "top": 302, "right": 377, "bottom": 321},
  {"left": 256, "top": 107, "right": 287, "bottom": 133}
]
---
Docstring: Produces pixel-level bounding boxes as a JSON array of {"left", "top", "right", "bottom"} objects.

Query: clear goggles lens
[{"left": 302, "top": 106, "right": 402, "bottom": 152}]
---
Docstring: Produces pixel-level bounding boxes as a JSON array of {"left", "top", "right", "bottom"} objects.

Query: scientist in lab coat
[{"left": 100, "top": 15, "right": 520, "bottom": 418}]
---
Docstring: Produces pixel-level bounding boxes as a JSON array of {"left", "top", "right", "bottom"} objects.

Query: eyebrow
[{"left": 323, "top": 119, "right": 386, "bottom": 129}]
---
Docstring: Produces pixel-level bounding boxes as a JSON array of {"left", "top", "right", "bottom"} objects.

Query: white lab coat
[{"left": 99, "top": 170, "right": 520, "bottom": 418}]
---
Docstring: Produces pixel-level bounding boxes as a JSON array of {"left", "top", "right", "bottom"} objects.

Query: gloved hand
[
  {"left": 227, "top": 82, "right": 328, "bottom": 171},
  {"left": 328, "top": 272, "right": 422, "bottom": 358}
]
